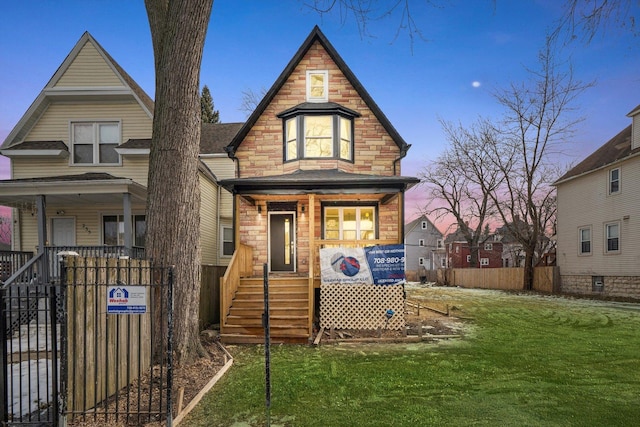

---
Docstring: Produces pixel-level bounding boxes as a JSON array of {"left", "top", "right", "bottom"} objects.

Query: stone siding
[{"left": 560, "top": 274, "right": 640, "bottom": 299}]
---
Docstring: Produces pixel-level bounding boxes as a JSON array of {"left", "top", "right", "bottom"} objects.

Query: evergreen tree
[{"left": 200, "top": 85, "right": 219, "bottom": 123}]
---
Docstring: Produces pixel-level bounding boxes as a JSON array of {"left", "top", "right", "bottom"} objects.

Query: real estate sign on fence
[{"left": 320, "top": 244, "right": 406, "bottom": 285}]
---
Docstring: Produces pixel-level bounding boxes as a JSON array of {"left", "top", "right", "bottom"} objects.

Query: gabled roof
[
  {"left": 115, "top": 122, "right": 244, "bottom": 155},
  {"left": 554, "top": 125, "right": 638, "bottom": 185},
  {"left": 225, "top": 26, "right": 410, "bottom": 156},
  {"left": 404, "top": 214, "right": 442, "bottom": 237},
  {"left": 1, "top": 32, "right": 154, "bottom": 149}
]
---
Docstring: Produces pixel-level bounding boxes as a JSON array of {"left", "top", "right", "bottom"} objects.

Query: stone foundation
[{"left": 560, "top": 275, "right": 640, "bottom": 300}]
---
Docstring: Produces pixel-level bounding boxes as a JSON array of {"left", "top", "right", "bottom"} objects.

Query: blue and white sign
[
  {"left": 107, "top": 286, "right": 147, "bottom": 314},
  {"left": 320, "top": 244, "right": 406, "bottom": 285}
]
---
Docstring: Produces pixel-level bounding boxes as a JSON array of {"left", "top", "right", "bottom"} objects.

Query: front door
[
  {"left": 269, "top": 213, "right": 295, "bottom": 272},
  {"left": 51, "top": 217, "right": 75, "bottom": 246}
]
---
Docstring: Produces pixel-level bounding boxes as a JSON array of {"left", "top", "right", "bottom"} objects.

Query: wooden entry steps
[{"left": 221, "top": 276, "right": 310, "bottom": 344}]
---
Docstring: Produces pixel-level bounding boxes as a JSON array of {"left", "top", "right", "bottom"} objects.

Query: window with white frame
[
  {"left": 609, "top": 168, "right": 620, "bottom": 194},
  {"left": 418, "top": 239, "right": 425, "bottom": 247},
  {"left": 455, "top": 246, "right": 459, "bottom": 253},
  {"left": 103, "top": 214, "right": 145, "bottom": 247},
  {"left": 421, "top": 221, "right": 428, "bottom": 230},
  {"left": 605, "top": 222, "right": 620, "bottom": 253},
  {"left": 440, "top": 258, "right": 447, "bottom": 268},
  {"left": 578, "top": 226, "right": 591, "bottom": 255},
  {"left": 480, "top": 258, "right": 489, "bottom": 266},
  {"left": 484, "top": 243, "right": 493, "bottom": 251},
  {"left": 466, "top": 255, "right": 471, "bottom": 263},
  {"left": 306, "top": 70, "right": 329, "bottom": 102},
  {"left": 72, "top": 121, "right": 120, "bottom": 165},
  {"left": 418, "top": 257, "right": 425, "bottom": 266},
  {"left": 221, "top": 226, "right": 234, "bottom": 257},
  {"left": 324, "top": 206, "right": 375, "bottom": 240},
  {"left": 436, "top": 239, "right": 443, "bottom": 249}
]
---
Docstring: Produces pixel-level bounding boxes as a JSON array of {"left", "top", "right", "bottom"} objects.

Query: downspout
[
  {"left": 224, "top": 145, "right": 240, "bottom": 252},
  {"left": 393, "top": 143, "right": 411, "bottom": 176}
]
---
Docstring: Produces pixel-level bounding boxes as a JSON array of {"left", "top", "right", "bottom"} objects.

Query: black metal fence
[
  {"left": 0, "top": 251, "right": 34, "bottom": 283},
  {"left": 1, "top": 255, "right": 173, "bottom": 427}
]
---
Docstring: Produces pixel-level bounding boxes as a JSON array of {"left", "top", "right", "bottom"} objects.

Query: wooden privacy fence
[
  {"left": 441, "top": 266, "right": 559, "bottom": 293},
  {"left": 63, "top": 257, "right": 173, "bottom": 425},
  {"left": 199, "top": 264, "right": 226, "bottom": 330}
]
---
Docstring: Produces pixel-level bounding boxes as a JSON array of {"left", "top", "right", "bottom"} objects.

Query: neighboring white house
[
  {"left": 404, "top": 215, "right": 444, "bottom": 279},
  {"left": 554, "top": 103, "right": 640, "bottom": 298}
]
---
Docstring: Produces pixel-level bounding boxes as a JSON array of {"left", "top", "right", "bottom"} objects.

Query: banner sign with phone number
[{"left": 320, "top": 244, "right": 406, "bottom": 285}]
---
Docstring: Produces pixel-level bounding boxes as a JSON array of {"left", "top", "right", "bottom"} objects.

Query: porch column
[
  {"left": 123, "top": 193, "right": 132, "bottom": 251},
  {"left": 36, "top": 195, "right": 46, "bottom": 254}
]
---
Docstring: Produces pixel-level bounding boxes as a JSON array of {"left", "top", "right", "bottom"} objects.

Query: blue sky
[{"left": 1, "top": 1, "right": 639, "bottom": 226}]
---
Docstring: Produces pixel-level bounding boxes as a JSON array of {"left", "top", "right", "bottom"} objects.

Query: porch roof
[
  {"left": 0, "top": 172, "right": 147, "bottom": 207},
  {"left": 220, "top": 169, "right": 419, "bottom": 196}
]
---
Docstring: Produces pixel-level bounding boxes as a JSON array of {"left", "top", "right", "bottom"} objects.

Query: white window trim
[
  {"left": 418, "top": 257, "right": 425, "bottom": 266},
  {"left": 480, "top": 258, "right": 489, "bottom": 266},
  {"left": 70, "top": 120, "right": 122, "bottom": 166},
  {"left": 418, "top": 239, "right": 425, "bottom": 247},
  {"left": 220, "top": 224, "right": 234, "bottom": 258},
  {"left": 604, "top": 221, "right": 621, "bottom": 254},
  {"left": 609, "top": 167, "right": 620, "bottom": 195},
  {"left": 306, "top": 70, "right": 329, "bottom": 102},
  {"left": 421, "top": 221, "right": 428, "bottom": 230},
  {"left": 466, "top": 254, "right": 471, "bottom": 263},
  {"left": 323, "top": 206, "right": 376, "bottom": 241},
  {"left": 484, "top": 243, "right": 493, "bottom": 251},
  {"left": 578, "top": 225, "right": 592, "bottom": 256}
]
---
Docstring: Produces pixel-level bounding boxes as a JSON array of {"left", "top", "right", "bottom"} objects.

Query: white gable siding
[
  {"left": 55, "top": 42, "right": 123, "bottom": 87},
  {"left": 199, "top": 175, "right": 218, "bottom": 265},
  {"left": 201, "top": 156, "right": 235, "bottom": 219},
  {"left": 557, "top": 155, "right": 640, "bottom": 276}
]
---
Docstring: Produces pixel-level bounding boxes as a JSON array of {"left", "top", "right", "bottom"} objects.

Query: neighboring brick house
[
  {"left": 404, "top": 214, "right": 444, "bottom": 279},
  {"left": 444, "top": 229, "right": 503, "bottom": 268},
  {"left": 554, "top": 103, "right": 640, "bottom": 299},
  {"left": 219, "top": 27, "right": 418, "bottom": 343}
]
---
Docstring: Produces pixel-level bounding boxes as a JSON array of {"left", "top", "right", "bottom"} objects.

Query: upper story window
[
  {"left": 578, "top": 226, "right": 591, "bottom": 255},
  {"left": 480, "top": 258, "right": 489, "bottom": 266},
  {"left": 484, "top": 243, "right": 493, "bottom": 251},
  {"left": 609, "top": 168, "right": 620, "bottom": 194},
  {"left": 306, "top": 70, "right": 328, "bottom": 102},
  {"left": 324, "top": 206, "right": 375, "bottom": 241},
  {"left": 279, "top": 103, "right": 359, "bottom": 163},
  {"left": 436, "top": 239, "right": 443, "bottom": 249},
  {"left": 421, "top": 221, "right": 428, "bottom": 230},
  {"left": 72, "top": 121, "right": 121, "bottom": 165},
  {"left": 418, "top": 239, "right": 425, "bottom": 247},
  {"left": 605, "top": 222, "right": 620, "bottom": 253}
]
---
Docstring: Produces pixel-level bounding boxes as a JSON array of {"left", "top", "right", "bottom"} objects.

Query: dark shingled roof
[
  {"left": 555, "top": 125, "right": 637, "bottom": 184},
  {"left": 4, "top": 141, "right": 68, "bottom": 151},
  {"left": 2, "top": 172, "right": 126, "bottom": 183},
  {"left": 200, "top": 122, "right": 244, "bottom": 154},
  {"left": 117, "top": 122, "right": 244, "bottom": 154},
  {"left": 220, "top": 169, "right": 419, "bottom": 193}
]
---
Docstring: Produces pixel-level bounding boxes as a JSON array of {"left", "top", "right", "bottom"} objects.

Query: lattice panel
[{"left": 320, "top": 284, "right": 405, "bottom": 330}]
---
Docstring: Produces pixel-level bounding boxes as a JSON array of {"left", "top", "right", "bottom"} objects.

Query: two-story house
[
  {"left": 218, "top": 27, "right": 419, "bottom": 343},
  {"left": 554, "top": 104, "right": 640, "bottom": 299},
  {"left": 0, "top": 32, "right": 239, "bottom": 272},
  {"left": 404, "top": 214, "right": 444, "bottom": 280}
]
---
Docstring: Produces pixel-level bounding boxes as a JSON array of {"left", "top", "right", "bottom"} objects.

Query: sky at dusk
[{"left": 1, "top": 1, "right": 639, "bottom": 233}]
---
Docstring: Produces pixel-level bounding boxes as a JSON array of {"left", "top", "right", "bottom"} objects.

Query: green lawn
[{"left": 183, "top": 286, "right": 640, "bottom": 426}]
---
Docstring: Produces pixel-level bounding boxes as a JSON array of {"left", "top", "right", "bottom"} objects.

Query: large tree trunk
[{"left": 145, "top": 0, "right": 214, "bottom": 365}]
